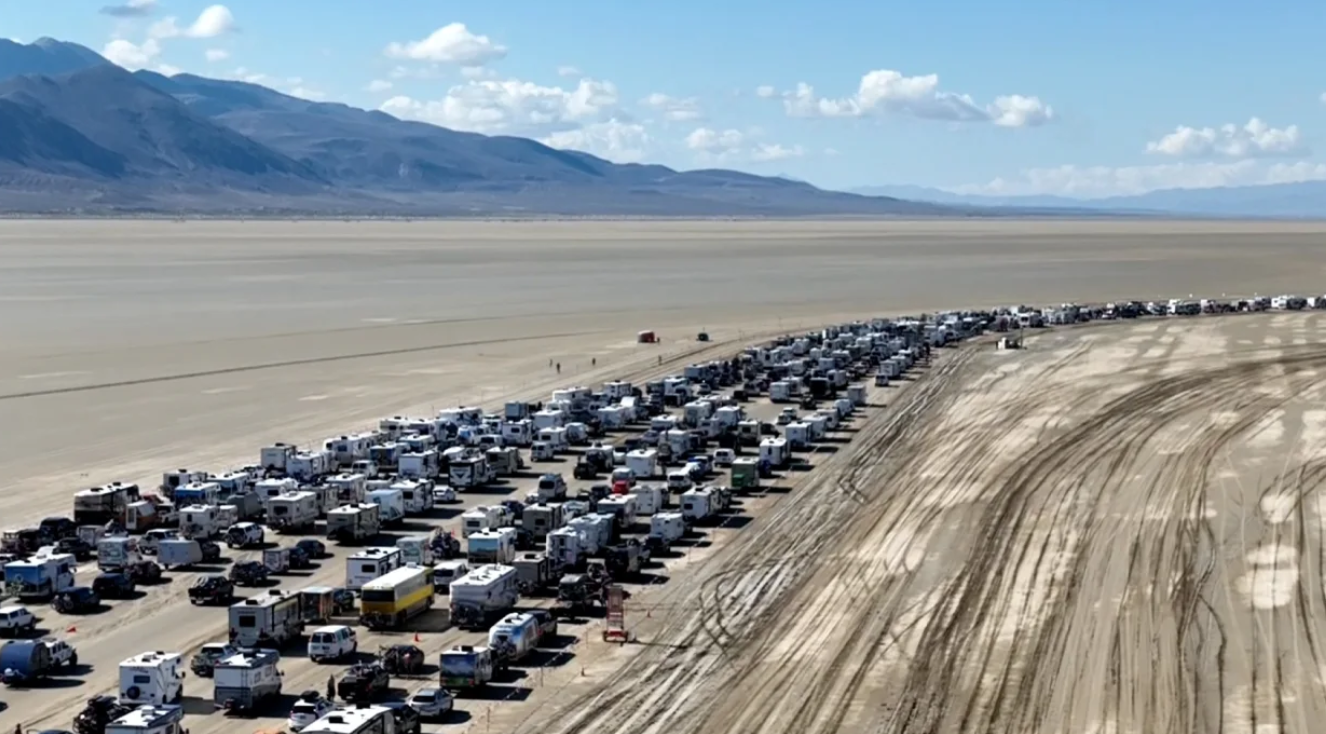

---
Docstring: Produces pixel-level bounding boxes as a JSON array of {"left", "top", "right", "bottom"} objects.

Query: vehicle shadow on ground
[
  {"left": 424, "top": 507, "right": 464, "bottom": 520},
  {"left": 517, "top": 649, "right": 575, "bottom": 669},
  {"left": 5, "top": 675, "right": 85, "bottom": 689},
  {"left": 459, "top": 485, "right": 517, "bottom": 497}
]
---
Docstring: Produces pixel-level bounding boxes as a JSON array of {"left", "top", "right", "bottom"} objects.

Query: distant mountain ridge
[
  {"left": 0, "top": 38, "right": 971, "bottom": 217},
  {"left": 850, "top": 181, "right": 1326, "bottom": 219}
]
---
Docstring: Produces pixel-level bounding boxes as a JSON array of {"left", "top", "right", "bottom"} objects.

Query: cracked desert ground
[{"left": 4, "top": 219, "right": 1326, "bottom": 734}]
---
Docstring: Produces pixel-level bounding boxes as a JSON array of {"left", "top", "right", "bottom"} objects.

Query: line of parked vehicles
[{"left": 0, "top": 315, "right": 984, "bottom": 734}]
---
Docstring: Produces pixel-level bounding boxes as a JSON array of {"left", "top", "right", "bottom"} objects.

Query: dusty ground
[
  {"left": 515, "top": 313, "right": 1326, "bottom": 734},
  {"left": 4, "top": 219, "right": 1326, "bottom": 732}
]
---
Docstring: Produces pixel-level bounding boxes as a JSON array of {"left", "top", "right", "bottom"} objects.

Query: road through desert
[{"left": 4, "top": 219, "right": 1326, "bottom": 734}]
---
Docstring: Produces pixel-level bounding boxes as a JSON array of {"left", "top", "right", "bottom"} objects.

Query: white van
[
  {"left": 307, "top": 625, "right": 357, "bottom": 663},
  {"left": 432, "top": 560, "right": 469, "bottom": 594}
]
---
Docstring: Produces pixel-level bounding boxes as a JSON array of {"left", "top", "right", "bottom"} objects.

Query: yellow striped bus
[{"left": 359, "top": 565, "right": 434, "bottom": 629}]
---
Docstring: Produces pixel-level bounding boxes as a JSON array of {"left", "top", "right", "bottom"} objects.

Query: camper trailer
[
  {"left": 326, "top": 503, "right": 381, "bottom": 544},
  {"left": 227, "top": 591, "right": 304, "bottom": 648},
  {"left": 450, "top": 565, "right": 519, "bottom": 630},
  {"left": 119, "top": 651, "right": 186, "bottom": 705},
  {"left": 268, "top": 492, "right": 318, "bottom": 533},
  {"left": 345, "top": 547, "right": 404, "bottom": 591}
]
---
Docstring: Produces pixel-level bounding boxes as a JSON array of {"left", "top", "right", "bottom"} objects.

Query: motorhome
[
  {"left": 300, "top": 705, "right": 396, "bottom": 734},
  {"left": 537, "top": 427, "right": 569, "bottom": 453},
  {"left": 449, "top": 454, "right": 494, "bottom": 489},
  {"left": 486, "top": 446, "right": 525, "bottom": 476},
  {"left": 345, "top": 547, "right": 404, "bottom": 591},
  {"left": 567, "top": 515, "right": 614, "bottom": 555},
  {"left": 213, "top": 649, "right": 283, "bottom": 713},
  {"left": 97, "top": 536, "right": 142, "bottom": 572},
  {"left": 546, "top": 527, "right": 585, "bottom": 569},
  {"left": 390, "top": 479, "right": 435, "bottom": 515},
  {"left": 268, "top": 492, "right": 319, "bottom": 533},
  {"left": 450, "top": 564, "right": 520, "bottom": 630},
  {"left": 597, "top": 495, "right": 638, "bottom": 530},
  {"left": 326, "top": 503, "right": 381, "bottom": 544},
  {"left": 466, "top": 528, "right": 517, "bottom": 565},
  {"left": 326, "top": 473, "right": 368, "bottom": 505},
  {"left": 367, "top": 487, "right": 407, "bottom": 527},
  {"left": 630, "top": 485, "right": 667, "bottom": 515},
  {"left": 260, "top": 443, "right": 297, "bottom": 473},
  {"left": 625, "top": 449, "right": 660, "bottom": 479},
  {"left": 785, "top": 422, "right": 812, "bottom": 449},
  {"left": 461, "top": 506, "right": 505, "bottom": 538},
  {"left": 501, "top": 420, "right": 535, "bottom": 447},
  {"left": 255, "top": 478, "right": 298, "bottom": 508},
  {"left": 649, "top": 512, "right": 686, "bottom": 550},
  {"left": 359, "top": 565, "right": 434, "bottom": 629},
  {"left": 681, "top": 487, "right": 717, "bottom": 523},
  {"left": 769, "top": 381, "right": 792, "bottom": 403},
  {"left": 395, "top": 535, "right": 434, "bottom": 567},
  {"left": 287, "top": 450, "right": 333, "bottom": 482},
  {"left": 325, "top": 433, "right": 378, "bottom": 469},
  {"left": 522, "top": 503, "right": 566, "bottom": 540},
  {"left": 432, "top": 560, "right": 469, "bottom": 593},
  {"left": 171, "top": 481, "right": 221, "bottom": 508},
  {"left": 397, "top": 450, "right": 440, "bottom": 480},
  {"left": 759, "top": 438, "right": 789, "bottom": 468},
  {"left": 104, "top": 704, "right": 185, "bottom": 734},
  {"left": 119, "top": 651, "right": 185, "bottom": 705},
  {"left": 665, "top": 430, "right": 693, "bottom": 459},
  {"left": 228, "top": 591, "right": 304, "bottom": 648},
  {"left": 368, "top": 443, "right": 405, "bottom": 472},
  {"left": 73, "top": 482, "right": 141, "bottom": 526}
]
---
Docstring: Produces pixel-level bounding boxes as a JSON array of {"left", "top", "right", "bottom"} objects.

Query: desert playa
[{"left": 3, "top": 218, "right": 1326, "bottom": 734}]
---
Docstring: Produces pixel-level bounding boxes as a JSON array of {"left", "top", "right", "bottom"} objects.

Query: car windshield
[{"left": 292, "top": 702, "right": 318, "bottom": 714}]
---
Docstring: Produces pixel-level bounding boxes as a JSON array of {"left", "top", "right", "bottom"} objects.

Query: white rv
[
  {"left": 119, "top": 651, "right": 185, "bottom": 705},
  {"left": 268, "top": 491, "right": 318, "bottom": 533},
  {"left": 345, "top": 547, "right": 404, "bottom": 591}
]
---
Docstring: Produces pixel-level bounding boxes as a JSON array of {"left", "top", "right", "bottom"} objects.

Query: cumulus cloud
[
  {"left": 750, "top": 143, "right": 805, "bottom": 162},
  {"left": 685, "top": 127, "right": 745, "bottom": 153},
  {"left": 641, "top": 93, "right": 703, "bottom": 122},
  {"left": 540, "top": 120, "right": 651, "bottom": 163},
  {"left": 773, "top": 70, "right": 1053, "bottom": 127},
  {"left": 1145, "top": 118, "right": 1308, "bottom": 159},
  {"left": 149, "top": 4, "right": 237, "bottom": 39},
  {"left": 384, "top": 23, "right": 506, "bottom": 66},
  {"left": 379, "top": 76, "right": 620, "bottom": 134},
  {"left": 100, "top": 0, "right": 156, "bottom": 17},
  {"left": 955, "top": 160, "right": 1326, "bottom": 199},
  {"left": 204, "top": 48, "right": 229, "bottom": 62},
  {"left": 558, "top": 66, "right": 581, "bottom": 78},
  {"left": 366, "top": 79, "right": 393, "bottom": 93},
  {"left": 102, "top": 38, "right": 161, "bottom": 69}
]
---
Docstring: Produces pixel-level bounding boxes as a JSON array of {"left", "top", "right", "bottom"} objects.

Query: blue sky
[{"left": 5, "top": 0, "right": 1325, "bottom": 197}]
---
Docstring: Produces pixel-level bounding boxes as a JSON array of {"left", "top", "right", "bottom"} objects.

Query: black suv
[
  {"left": 54, "top": 537, "right": 94, "bottom": 561},
  {"left": 229, "top": 560, "right": 268, "bottom": 586},
  {"left": 52, "top": 587, "right": 101, "bottom": 614},
  {"left": 288, "top": 545, "right": 312, "bottom": 570},
  {"left": 188, "top": 575, "right": 234, "bottom": 606},
  {"left": 295, "top": 539, "right": 326, "bottom": 559},
  {"left": 381, "top": 701, "right": 422, "bottom": 734},
  {"left": 38, "top": 516, "right": 77, "bottom": 541},
  {"left": 92, "top": 572, "right": 136, "bottom": 599}
]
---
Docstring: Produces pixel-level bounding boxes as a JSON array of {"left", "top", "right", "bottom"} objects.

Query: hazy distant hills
[
  {"left": 0, "top": 39, "right": 970, "bottom": 217},
  {"left": 851, "top": 183, "right": 1326, "bottom": 219}
]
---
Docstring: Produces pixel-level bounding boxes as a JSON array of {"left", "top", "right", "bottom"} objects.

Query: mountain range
[
  {"left": 850, "top": 181, "right": 1326, "bottom": 219},
  {"left": 0, "top": 38, "right": 1320, "bottom": 217},
  {"left": 0, "top": 38, "right": 980, "bottom": 217}
]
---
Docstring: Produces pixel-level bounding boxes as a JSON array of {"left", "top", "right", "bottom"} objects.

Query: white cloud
[
  {"left": 641, "top": 93, "right": 703, "bottom": 122},
  {"left": 755, "top": 85, "right": 777, "bottom": 98},
  {"left": 102, "top": 38, "right": 161, "bottom": 69},
  {"left": 379, "top": 76, "right": 620, "bottom": 134},
  {"left": 824, "top": 147, "right": 840, "bottom": 157},
  {"left": 366, "top": 79, "right": 393, "bottom": 93},
  {"left": 540, "top": 120, "right": 651, "bottom": 163},
  {"left": 288, "top": 86, "right": 326, "bottom": 101},
  {"left": 384, "top": 23, "right": 506, "bottom": 65},
  {"left": 685, "top": 127, "right": 745, "bottom": 153},
  {"left": 1145, "top": 118, "right": 1308, "bottom": 159},
  {"left": 156, "top": 63, "right": 181, "bottom": 76},
  {"left": 100, "top": 0, "right": 156, "bottom": 18},
  {"left": 955, "top": 160, "right": 1326, "bottom": 199},
  {"left": 204, "top": 48, "right": 229, "bottom": 62},
  {"left": 775, "top": 70, "right": 1053, "bottom": 128},
  {"left": 150, "top": 4, "right": 236, "bottom": 39},
  {"left": 750, "top": 143, "right": 805, "bottom": 162},
  {"left": 557, "top": 65, "right": 581, "bottom": 78},
  {"left": 460, "top": 66, "right": 498, "bottom": 80}
]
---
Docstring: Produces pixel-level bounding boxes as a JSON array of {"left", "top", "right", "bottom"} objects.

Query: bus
[{"left": 359, "top": 565, "right": 433, "bottom": 629}]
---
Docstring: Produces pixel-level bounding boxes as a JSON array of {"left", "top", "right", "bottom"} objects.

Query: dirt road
[{"left": 518, "top": 313, "right": 1326, "bottom": 734}]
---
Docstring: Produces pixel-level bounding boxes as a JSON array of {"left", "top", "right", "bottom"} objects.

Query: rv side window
[
  {"left": 273, "top": 507, "right": 288, "bottom": 515},
  {"left": 362, "top": 589, "right": 394, "bottom": 603},
  {"left": 134, "top": 674, "right": 151, "bottom": 684},
  {"left": 238, "top": 615, "right": 256, "bottom": 628},
  {"left": 361, "top": 563, "right": 376, "bottom": 574}
]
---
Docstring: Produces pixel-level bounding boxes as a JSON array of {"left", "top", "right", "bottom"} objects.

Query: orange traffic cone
[
  {"left": 66, "top": 626, "right": 77, "bottom": 634},
  {"left": 413, "top": 633, "right": 421, "bottom": 643}
]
